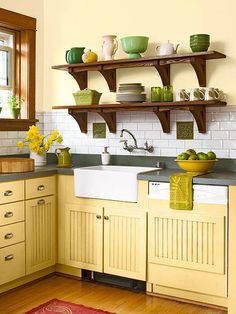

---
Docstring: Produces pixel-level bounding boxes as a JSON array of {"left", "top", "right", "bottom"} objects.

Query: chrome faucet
[{"left": 120, "top": 129, "right": 154, "bottom": 153}]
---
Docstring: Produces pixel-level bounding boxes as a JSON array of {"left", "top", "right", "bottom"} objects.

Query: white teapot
[{"left": 156, "top": 40, "right": 179, "bottom": 56}]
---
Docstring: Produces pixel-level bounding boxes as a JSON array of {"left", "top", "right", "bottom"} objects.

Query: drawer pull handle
[
  {"left": 4, "top": 233, "right": 13, "bottom": 240},
  {"left": 4, "top": 190, "right": 13, "bottom": 197},
  {"left": 96, "top": 214, "right": 101, "bottom": 219},
  {"left": 104, "top": 216, "right": 109, "bottom": 220},
  {"left": 37, "top": 185, "right": 45, "bottom": 191},
  {"left": 5, "top": 254, "right": 14, "bottom": 261},
  {"left": 4, "top": 212, "right": 13, "bottom": 218},
  {"left": 37, "top": 199, "right": 45, "bottom": 205}
]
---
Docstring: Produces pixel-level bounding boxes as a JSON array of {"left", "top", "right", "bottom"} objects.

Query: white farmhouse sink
[{"left": 74, "top": 165, "right": 158, "bottom": 202}]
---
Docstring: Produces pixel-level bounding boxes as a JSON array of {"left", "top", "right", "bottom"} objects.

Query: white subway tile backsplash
[{"left": 2, "top": 106, "right": 236, "bottom": 158}]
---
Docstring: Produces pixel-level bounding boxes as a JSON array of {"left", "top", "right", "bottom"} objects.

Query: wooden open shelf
[
  {"left": 52, "top": 100, "right": 227, "bottom": 134},
  {"left": 52, "top": 51, "right": 226, "bottom": 91}
]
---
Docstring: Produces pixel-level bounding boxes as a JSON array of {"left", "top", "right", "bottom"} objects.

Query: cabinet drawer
[
  {"left": 25, "top": 176, "right": 55, "bottom": 199},
  {"left": 0, "top": 181, "right": 24, "bottom": 204},
  {"left": 0, "top": 222, "right": 25, "bottom": 248},
  {"left": 0, "top": 201, "right": 24, "bottom": 226},
  {"left": 0, "top": 242, "right": 25, "bottom": 285}
]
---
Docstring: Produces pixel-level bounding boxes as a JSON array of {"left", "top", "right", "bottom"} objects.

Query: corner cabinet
[{"left": 52, "top": 51, "right": 226, "bottom": 134}]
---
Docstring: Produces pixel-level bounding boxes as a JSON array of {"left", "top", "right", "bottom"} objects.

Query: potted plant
[
  {"left": 7, "top": 94, "right": 24, "bottom": 119},
  {"left": 17, "top": 125, "right": 63, "bottom": 166}
]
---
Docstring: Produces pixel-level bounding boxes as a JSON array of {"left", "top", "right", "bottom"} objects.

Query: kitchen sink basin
[{"left": 74, "top": 165, "right": 158, "bottom": 202}]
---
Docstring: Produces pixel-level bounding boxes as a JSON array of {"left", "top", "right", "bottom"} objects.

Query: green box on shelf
[{"left": 73, "top": 88, "right": 102, "bottom": 105}]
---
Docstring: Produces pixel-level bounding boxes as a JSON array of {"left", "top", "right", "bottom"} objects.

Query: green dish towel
[{"left": 170, "top": 172, "right": 201, "bottom": 210}]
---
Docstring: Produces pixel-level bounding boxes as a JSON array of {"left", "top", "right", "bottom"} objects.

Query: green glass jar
[
  {"left": 151, "top": 87, "right": 163, "bottom": 102},
  {"left": 163, "top": 85, "right": 173, "bottom": 102}
]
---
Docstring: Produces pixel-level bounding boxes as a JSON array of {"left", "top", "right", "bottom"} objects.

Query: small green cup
[
  {"left": 163, "top": 85, "right": 173, "bottom": 102},
  {"left": 151, "top": 87, "right": 163, "bottom": 102}
]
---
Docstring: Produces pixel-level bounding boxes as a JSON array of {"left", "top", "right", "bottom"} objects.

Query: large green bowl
[
  {"left": 190, "top": 45, "right": 209, "bottom": 52},
  {"left": 121, "top": 36, "right": 149, "bottom": 58}
]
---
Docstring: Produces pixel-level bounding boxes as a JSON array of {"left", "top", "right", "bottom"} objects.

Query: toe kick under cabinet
[
  {"left": 0, "top": 176, "right": 56, "bottom": 286},
  {"left": 147, "top": 183, "right": 228, "bottom": 307}
]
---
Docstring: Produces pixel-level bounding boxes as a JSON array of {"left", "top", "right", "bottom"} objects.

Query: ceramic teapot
[
  {"left": 156, "top": 40, "right": 179, "bottom": 56},
  {"left": 55, "top": 147, "right": 72, "bottom": 167},
  {"left": 82, "top": 49, "right": 98, "bottom": 63}
]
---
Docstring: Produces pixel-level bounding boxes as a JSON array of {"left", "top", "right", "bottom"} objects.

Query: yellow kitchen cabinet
[
  {"left": 25, "top": 176, "right": 56, "bottom": 275},
  {"left": 148, "top": 198, "right": 227, "bottom": 307},
  {"left": 0, "top": 180, "right": 26, "bottom": 286},
  {"left": 58, "top": 175, "right": 148, "bottom": 280},
  {"left": 65, "top": 203, "right": 103, "bottom": 272},
  {"left": 103, "top": 207, "right": 146, "bottom": 280}
]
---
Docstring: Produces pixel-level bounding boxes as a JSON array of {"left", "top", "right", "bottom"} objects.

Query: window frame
[
  {"left": 0, "top": 8, "right": 37, "bottom": 130},
  {"left": 0, "top": 31, "right": 14, "bottom": 90}
]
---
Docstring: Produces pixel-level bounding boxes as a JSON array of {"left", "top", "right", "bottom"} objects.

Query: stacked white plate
[{"left": 116, "top": 83, "right": 146, "bottom": 103}]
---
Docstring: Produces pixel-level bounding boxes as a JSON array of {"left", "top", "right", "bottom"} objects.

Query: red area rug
[{"left": 25, "top": 299, "right": 116, "bottom": 314}]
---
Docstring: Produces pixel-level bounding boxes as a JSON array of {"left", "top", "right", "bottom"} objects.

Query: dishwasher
[{"left": 147, "top": 181, "right": 228, "bottom": 306}]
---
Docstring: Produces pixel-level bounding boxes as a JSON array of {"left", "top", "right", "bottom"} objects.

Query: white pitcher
[{"left": 102, "top": 35, "right": 118, "bottom": 61}]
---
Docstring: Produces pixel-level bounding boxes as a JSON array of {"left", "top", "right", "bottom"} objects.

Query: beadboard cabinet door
[
  {"left": 104, "top": 207, "right": 146, "bottom": 280},
  {"left": 25, "top": 195, "right": 56, "bottom": 274},
  {"left": 65, "top": 203, "right": 103, "bottom": 272}
]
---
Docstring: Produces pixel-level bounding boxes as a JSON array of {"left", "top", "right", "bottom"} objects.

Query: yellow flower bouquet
[{"left": 17, "top": 125, "right": 63, "bottom": 154}]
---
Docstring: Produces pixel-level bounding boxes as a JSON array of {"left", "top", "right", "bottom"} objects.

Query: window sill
[{"left": 0, "top": 119, "right": 38, "bottom": 131}]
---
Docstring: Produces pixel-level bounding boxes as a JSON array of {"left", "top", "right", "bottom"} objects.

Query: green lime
[
  {"left": 188, "top": 154, "right": 198, "bottom": 160},
  {"left": 177, "top": 152, "right": 189, "bottom": 160},
  {"left": 197, "top": 152, "right": 208, "bottom": 160},
  {"left": 186, "top": 149, "right": 196, "bottom": 155}
]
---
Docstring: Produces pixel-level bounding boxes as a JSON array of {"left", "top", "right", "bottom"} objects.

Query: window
[{"left": 0, "top": 8, "right": 37, "bottom": 130}]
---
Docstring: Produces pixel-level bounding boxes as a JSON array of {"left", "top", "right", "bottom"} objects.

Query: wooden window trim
[{"left": 0, "top": 8, "right": 37, "bottom": 130}]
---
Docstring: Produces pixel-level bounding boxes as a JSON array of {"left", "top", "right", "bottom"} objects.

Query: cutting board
[{"left": 0, "top": 158, "right": 35, "bottom": 173}]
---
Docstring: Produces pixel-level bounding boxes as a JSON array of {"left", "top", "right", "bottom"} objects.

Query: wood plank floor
[{"left": 0, "top": 275, "right": 227, "bottom": 314}]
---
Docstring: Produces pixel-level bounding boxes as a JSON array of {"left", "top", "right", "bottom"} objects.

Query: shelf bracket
[
  {"left": 190, "top": 57, "right": 206, "bottom": 87},
  {"left": 99, "top": 69, "right": 116, "bottom": 92},
  {"left": 154, "top": 64, "right": 170, "bottom": 86},
  {"left": 98, "top": 112, "right": 116, "bottom": 133},
  {"left": 68, "top": 109, "right": 87, "bottom": 133},
  {"left": 68, "top": 69, "right": 88, "bottom": 90},
  {"left": 153, "top": 108, "right": 170, "bottom": 133},
  {"left": 189, "top": 106, "right": 206, "bottom": 133}
]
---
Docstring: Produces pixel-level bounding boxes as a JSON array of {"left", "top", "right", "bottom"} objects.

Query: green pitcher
[
  {"left": 65, "top": 47, "right": 85, "bottom": 64},
  {"left": 55, "top": 147, "right": 72, "bottom": 167}
]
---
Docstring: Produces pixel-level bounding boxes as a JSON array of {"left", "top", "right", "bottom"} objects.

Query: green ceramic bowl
[
  {"left": 190, "top": 34, "right": 210, "bottom": 40},
  {"left": 190, "top": 38, "right": 209, "bottom": 43},
  {"left": 190, "top": 45, "right": 209, "bottom": 52},
  {"left": 121, "top": 36, "right": 149, "bottom": 58}
]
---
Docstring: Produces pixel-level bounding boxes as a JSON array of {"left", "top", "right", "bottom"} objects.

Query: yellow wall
[
  {"left": 43, "top": 0, "right": 235, "bottom": 111},
  {"left": 0, "top": 0, "right": 44, "bottom": 112},
  {"left": 1, "top": 1, "right": 235, "bottom": 112}
]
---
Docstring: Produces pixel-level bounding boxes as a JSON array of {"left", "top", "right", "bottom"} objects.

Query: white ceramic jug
[{"left": 102, "top": 35, "right": 118, "bottom": 61}]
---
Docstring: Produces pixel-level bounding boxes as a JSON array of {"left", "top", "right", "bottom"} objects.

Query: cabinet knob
[
  {"left": 4, "top": 233, "right": 13, "bottom": 240},
  {"left": 4, "top": 211, "right": 13, "bottom": 218},
  {"left": 104, "top": 216, "right": 109, "bottom": 220},
  {"left": 96, "top": 214, "right": 102, "bottom": 219},
  {"left": 37, "top": 199, "right": 45, "bottom": 205},
  {"left": 4, "top": 190, "right": 13, "bottom": 197},
  {"left": 5, "top": 254, "right": 14, "bottom": 261},
  {"left": 37, "top": 185, "right": 45, "bottom": 191}
]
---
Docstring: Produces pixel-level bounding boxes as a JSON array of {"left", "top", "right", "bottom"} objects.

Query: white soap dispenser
[{"left": 101, "top": 146, "right": 110, "bottom": 165}]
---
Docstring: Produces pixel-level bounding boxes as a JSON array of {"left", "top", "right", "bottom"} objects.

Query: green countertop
[{"left": 0, "top": 164, "right": 236, "bottom": 186}]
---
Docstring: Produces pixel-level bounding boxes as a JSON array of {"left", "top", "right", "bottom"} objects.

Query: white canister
[
  {"left": 176, "top": 89, "right": 189, "bottom": 101},
  {"left": 189, "top": 88, "right": 205, "bottom": 101}
]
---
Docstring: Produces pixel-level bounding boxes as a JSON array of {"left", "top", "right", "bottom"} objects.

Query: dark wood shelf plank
[
  {"left": 53, "top": 100, "right": 226, "bottom": 134},
  {"left": 52, "top": 51, "right": 226, "bottom": 91}
]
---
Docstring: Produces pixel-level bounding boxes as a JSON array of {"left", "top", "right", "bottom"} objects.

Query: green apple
[
  {"left": 188, "top": 154, "right": 198, "bottom": 160},
  {"left": 186, "top": 149, "right": 196, "bottom": 156},
  {"left": 177, "top": 152, "right": 189, "bottom": 160},
  {"left": 197, "top": 152, "right": 208, "bottom": 160},
  {"left": 207, "top": 151, "right": 216, "bottom": 160}
]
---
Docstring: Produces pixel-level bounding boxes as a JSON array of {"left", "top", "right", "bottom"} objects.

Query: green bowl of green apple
[{"left": 121, "top": 36, "right": 149, "bottom": 58}]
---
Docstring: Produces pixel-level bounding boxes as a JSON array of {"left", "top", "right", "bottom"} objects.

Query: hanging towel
[{"left": 170, "top": 172, "right": 201, "bottom": 210}]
